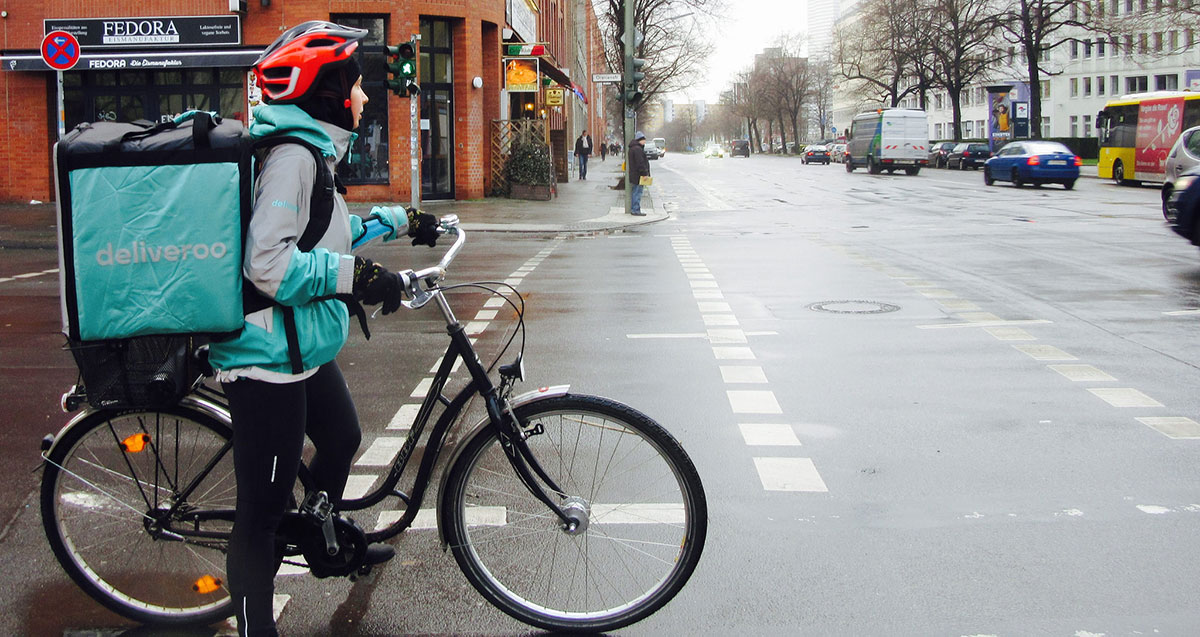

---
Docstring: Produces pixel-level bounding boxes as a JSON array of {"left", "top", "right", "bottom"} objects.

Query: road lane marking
[
  {"left": 1088, "top": 388, "right": 1163, "bottom": 408},
  {"left": 727, "top": 390, "right": 782, "bottom": 414},
  {"left": 984, "top": 327, "right": 1036, "bottom": 341},
  {"left": 686, "top": 272, "right": 716, "bottom": 280},
  {"left": 703, "top": 314, "right": 739, "bottom": 326},
  {"left": 919, "top": 289, "right": 958, "bottom": 299},
  {"left": 698, "top": 301, "right": 732, "bottom": 313},
  {"left": 1163, "top": 309, "right": 1200, "bottom": 315},
  {"left": 938, "top": 300, "right": 982, "bottom": 311},
  {"left": 1048, "top": 364, "right": 1116, "bottom": 382},
  {"left": 917, "top": 319, "right": 1052, "bottom": 329},
  {"left": 753, "top": 458, "right": 828, "bottom": 492},
  {"left": 739, "top": 423, "right": 802, "bottom": 446},
  {"left": 693, "top": 290, "right": 724, "bottom": 299},
  {"left": 355, "top": 436, "right": 407, "bottom": 466},
  {"left": 1137, "top": 417, "right": 1200, "bottom": 438},
  {"left": 376, "top": 507, "right": 507, "bottom": 531},
  {"left": 707, "top": 328, "right": 747, "bottom": 343},
  {"left": 720, "top": 366, "right": 768, "bottom": 383},
  {"left": 343, "top": 475, "right": 377, "bottom": 500},
  {"left": 957, "top": 312, "right": 1001, "bottom": 322},
  {"left": 474, "top": 310, "right": 498, "bottom": 320},
  {"left": 410, "top": 377, "right": 433, "bottom": 398},
  {"left": 464, "top": 321, "right": 489, "bottom": 335},
  {"left": 483, "top": 297, "right": 506, "bottom": 308},
  {"left": 713, "top": 346, "right": 756, "bottom": 359},
  {"left": 387, "top": 404, "right": 421, "bottom": 430},
  {"left": 1013, "top": 344, "right": 1077, "bottom": 361}
]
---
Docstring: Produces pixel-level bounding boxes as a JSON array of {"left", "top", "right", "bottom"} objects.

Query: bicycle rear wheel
[
  {"left": 441, "top": 394, "right": 707, "bottom": 633},
  {"left": 40, "top": 405, "right": 236, "bottom": 625}
]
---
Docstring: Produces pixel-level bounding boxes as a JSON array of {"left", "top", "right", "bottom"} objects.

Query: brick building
[{"left": 0, "top": 0, "right": 606, "bottom": 204}]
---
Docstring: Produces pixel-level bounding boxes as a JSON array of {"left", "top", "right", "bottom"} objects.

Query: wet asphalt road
[{"left": 4, "top": 152, "right": 1200, "bottom": 635}]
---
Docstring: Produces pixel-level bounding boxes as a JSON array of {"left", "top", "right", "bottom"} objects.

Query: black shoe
[
  {"left": 631, "top": 212, "right": 646, "bottom": 216},
  {"left": 363, "top": 543, "right": 395, "bottom": 566}
]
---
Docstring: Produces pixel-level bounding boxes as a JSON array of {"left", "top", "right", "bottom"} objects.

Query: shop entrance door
[{"left": 419, "top": 18, "right": 454, "bottom": 200}]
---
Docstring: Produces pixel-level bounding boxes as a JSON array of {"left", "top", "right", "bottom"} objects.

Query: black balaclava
[{"left": 295, "top": 56, "right": 361, "bottom": 131}]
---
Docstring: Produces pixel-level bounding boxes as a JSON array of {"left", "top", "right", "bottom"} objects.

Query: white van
[{"left": 844, "top": 109, "right": 930, "bottom": 175}]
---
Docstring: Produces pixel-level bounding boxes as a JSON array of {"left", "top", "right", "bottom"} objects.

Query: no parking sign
[{"left": 42, "top": 31, "right": 81, "bottom": 71}]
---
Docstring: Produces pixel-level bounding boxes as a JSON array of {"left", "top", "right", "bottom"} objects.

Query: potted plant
[{"left": 505, "top": 140, "right": 553, "bottom": 200}]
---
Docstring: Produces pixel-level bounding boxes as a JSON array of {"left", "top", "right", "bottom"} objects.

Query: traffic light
[
  {"left": 386, "top": 40, "right": 419, "bottom": 97},
  {"left": 621, "top": 26, "right": 645, "bottom": 106}
]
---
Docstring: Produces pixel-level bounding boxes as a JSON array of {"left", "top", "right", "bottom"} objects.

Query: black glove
[
  {"left": 353, "top": 257, "right": 405, "bottom": 315},
  {"left": 406, "top": 208, "right": 440, "bottom": 247}
]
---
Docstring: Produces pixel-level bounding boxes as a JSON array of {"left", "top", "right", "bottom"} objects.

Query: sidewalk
[{"left": 0, "top": 158, "right": 666, "bottom": 250}]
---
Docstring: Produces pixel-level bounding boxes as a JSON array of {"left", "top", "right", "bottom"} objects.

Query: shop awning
[{"left": 1, "top": 47, "right": 264, "bottom": 71}]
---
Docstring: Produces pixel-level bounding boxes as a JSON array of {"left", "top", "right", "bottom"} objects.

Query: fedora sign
[{"left": 44, "top": 16, "right": 241, "bottom": 48}]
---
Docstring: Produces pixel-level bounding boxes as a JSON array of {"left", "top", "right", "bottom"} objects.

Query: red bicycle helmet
[{"left": 253, "top": 21, "right": 368, "bottom": 103}]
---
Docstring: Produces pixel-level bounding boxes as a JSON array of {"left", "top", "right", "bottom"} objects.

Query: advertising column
[{"left": 986, "top": 84, "right": 1013, "bottom": 151}]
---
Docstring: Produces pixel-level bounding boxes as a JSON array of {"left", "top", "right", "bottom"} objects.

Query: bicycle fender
[
  {"left": 40, "top": 394, "right": 232, "bottom": 460},
  {"left": 435, "top": 384, "right": 570, "bottom": 548}
]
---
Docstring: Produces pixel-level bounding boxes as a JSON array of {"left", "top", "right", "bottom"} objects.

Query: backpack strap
[{"left": 242, "top": 136, "right": 343, "bottom": 374}]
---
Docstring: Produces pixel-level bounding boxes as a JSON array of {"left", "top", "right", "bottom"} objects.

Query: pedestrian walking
[
  {"left": 628, "top": 131, "right": 650, "bottom": 216},
  {"left": 574, "top": 130, "right": 593, "bottom": 180},
  {"left": 600, "top": 140, "right": 608, "bottom": 162}
]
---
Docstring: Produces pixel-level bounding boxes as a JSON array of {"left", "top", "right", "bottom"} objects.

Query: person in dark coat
[
  {"left": 628, "top": 131, "right": 650, "bottom": 216},
  {"left": 574, "top": 130, "right": 593, "bottom": 179},
  {"left": 600, "top": 140, "right": 608, "bottom": 162}
]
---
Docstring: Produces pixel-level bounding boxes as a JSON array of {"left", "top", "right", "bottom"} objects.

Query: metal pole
[
  {"left": 410, "top": 33, "right": 421, "bottom": 210},
  {"left": 57, "top": 71, "right": 66, "bottom": 139},
  {"left": 623, "top": 0, "right": 635, "bottom": 215}
]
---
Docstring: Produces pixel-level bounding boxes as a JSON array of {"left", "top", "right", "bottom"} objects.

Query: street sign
[
  {"left": 592, "top": 73, "right": 621, "bottom": 83},
  {"left": 42, "top": 31, "right": 81, "bottom": 71}
]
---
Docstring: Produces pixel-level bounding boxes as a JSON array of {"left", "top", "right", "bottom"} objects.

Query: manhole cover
[{"left": 808, "top": 300, "right": 900, "bottom": 314}]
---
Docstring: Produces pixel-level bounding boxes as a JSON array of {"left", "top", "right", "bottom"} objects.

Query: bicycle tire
[
  {"left": 441, "top": 394, "right": 707, "bottom": 633},
  {"left": 41, "top": 405, "right": 237, "bottom": 626}
]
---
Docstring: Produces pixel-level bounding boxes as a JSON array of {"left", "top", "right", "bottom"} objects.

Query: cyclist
[{"left": 206, "top": 21, "right": 438, "bottom": 636}]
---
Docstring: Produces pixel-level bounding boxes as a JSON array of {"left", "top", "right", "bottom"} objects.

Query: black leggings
[{"left": 223, "top": 362, "right": 362, "bottom": 601}]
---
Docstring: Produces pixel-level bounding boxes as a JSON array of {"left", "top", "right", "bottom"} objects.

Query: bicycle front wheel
[
  {"left": 40, "top": 405, "right": 237, "bottom": 625},
  {"left": 442, "top": 394, "right": 707, "bottom": 633}
]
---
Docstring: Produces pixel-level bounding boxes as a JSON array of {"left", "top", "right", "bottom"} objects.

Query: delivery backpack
[{"left": 55, "top": 111, "right": 340, "bottom": 407}]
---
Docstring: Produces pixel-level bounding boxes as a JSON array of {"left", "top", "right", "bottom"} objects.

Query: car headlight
[{"left": 1175, "top": 175, "right": 1197, "bottom": 194}]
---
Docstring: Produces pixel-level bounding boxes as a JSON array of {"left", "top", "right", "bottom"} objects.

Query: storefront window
[
  {"left": 62, "top": 67, "right": 246, "bottom": 129},
  {"left": 333, "top": 15, "right": 390, "bottom": 185}
]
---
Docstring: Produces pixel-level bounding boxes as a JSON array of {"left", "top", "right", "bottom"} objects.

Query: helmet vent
[{"left": 307, "top": 38, "right": 338, "bottom": 48}]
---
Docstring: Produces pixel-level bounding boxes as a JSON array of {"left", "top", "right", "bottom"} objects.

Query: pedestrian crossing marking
[
  {"left": 984, "top": 327, "right": 1035, "bottom": 341},
  {"left": 703, "top": 314, "right": 739, "bottom": 326},
  {"left": 1013, "top": 344, "right": 1077, "bottom": 361},
  {"left": 1048, "top": 364, "right": 1116, "bottom": 382},
  {"left": 939, "top": 300, "right": 982, "bottom": 311},
  {"left": 474, "top": 309, "right": 498, "bottom": 321},
  {"left": 375, "top": 506, "right": 507, "bottom": 531},
  {"left": 727, "top": 390, "right": 782, "bottom": 414},
  {"left": 739, "top": 423, "right": 801, "bottom": 446},
  {"left": 697, "top": 301, "right": 732, "bottom": 313},
  {"left": 753, "top": 457, "right": 828, "bottom": 492},
  {"left": 708, "top": 328, "right": 747, "bottom": 344},
  {"left": 694, "top": 290, "right": 724, "bottom": 299},
  {"left": 1137, "top": 417, "right": 1200, "bottom": 439},
  {"left": 464, "top": 321, "right": 489, "bottom": 335},
  {"left": 1088, "top": 388, "right": 1163, "bottom": 408},
  {"left": 355, "top": 436, "right": 407, "bottom": 466},
  {"left": 713, "top": 346, "right": 755, "bottom": 360},
  {"left": 343, "top": 475, "right": 377, "bottom": 499},
  {"left": 410, "top": 377, "right": 433, "bottom": 398},
  {"left": 721, "top": 366, "right": 768, "bottom": 384}
]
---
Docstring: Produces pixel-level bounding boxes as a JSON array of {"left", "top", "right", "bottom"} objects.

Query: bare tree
[
  {"left": 762, "top": 35, "right": 813, "bottom": 152},
  {"left": 928, "top": 0, "right": 1007, "bottom": 140},
  {"left": 809, "top": 57, "right": 836, "bottom": 140},
  {"left": 599, "top": 0, "right": 723, "bottom": 115},
  {"left": 996, "top": 0, "right": 1093, "bottom": 139},
  {"left": 833, "top": 0, "right": 927, "bottom": 107}
]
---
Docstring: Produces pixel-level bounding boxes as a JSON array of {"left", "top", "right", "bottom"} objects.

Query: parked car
[
  {"left": 652, "top": 138, "right": 668, "bottom": 157},
  {"left": 927, "top": 141, "right": 957, "bottom": 168},
  {"left": 731, "top": 139, "right": 751, "bottom": 157},
  {"left": 1161, "top": 125, "right": 1200, "bottom": 219},
  {"left": 644, "top": 140, "right": 661, "bottom": 160},
  {"left": 802, "top": 144, "right": 831, "bottom": 164},
  {"left": 1165, "top": 165, "right": 1200, "bottom": 245},
  {"left": 983, "top": 141, "right": 1081, "bottom": 189},
  {"left": 946, "top": 142, "right": 993, "bottom": 169},
  {"left": 830, "top": 143, "right": 847, "bottom": 163}
]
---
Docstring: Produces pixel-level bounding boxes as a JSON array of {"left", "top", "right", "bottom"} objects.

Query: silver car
[{"left": 1163, "top": 125, "right": 1200, "bottom": 218}]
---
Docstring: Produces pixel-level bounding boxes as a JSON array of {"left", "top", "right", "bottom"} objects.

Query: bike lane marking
[{"left": 668, "top": 235, "right": 828, "bottom": 492}]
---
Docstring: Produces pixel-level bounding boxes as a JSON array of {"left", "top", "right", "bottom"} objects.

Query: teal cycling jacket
[{"left": 207, "top": 105, "right": 399, "bottom": 379}]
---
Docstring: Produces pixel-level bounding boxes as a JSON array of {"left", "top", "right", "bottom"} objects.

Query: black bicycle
[{"left": 39, "top": 216, "right": 707, "bottom": 633}]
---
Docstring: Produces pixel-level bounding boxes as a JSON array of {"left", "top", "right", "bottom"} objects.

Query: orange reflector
[
  {"left": 120, "top": 433, "right": 150, "bottom": 453},
  {"left": 193, "top": 574, "right": 222, "bottom": 594}
]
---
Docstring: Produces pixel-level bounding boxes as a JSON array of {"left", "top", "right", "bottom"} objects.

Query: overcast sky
[{"left": 669, "top": 0, "right": 808, "bottom": 104}]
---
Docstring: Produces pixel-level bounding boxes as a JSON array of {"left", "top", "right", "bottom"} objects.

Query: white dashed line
[
  {"left": 474, "top": 310, "right": 498, "bottom": 321},
  {"left": 753, "top": 458, "right": 829, "bottom": 492},
  {"left": 1012, "top": 344, "right": 1077, "bottom": 361},
  {"left": 1087, "top": 388, "right": 1163, "bottom": 408},
  {"left": 483, "top": 297, "right": 506, "bottom": 308},
  {"left": 1048, "top": 364, "right": 1116, "bottom": 382},
  {"left": 727, "top": 390, "right": 783, "bottom": 414},
  {"left": 1137, "top": 417, "right": 1200, "bottom": 438},
  {"left": 703, "top": 314, "right": 739, "bottom": 326},
  {"left": 1163, "top": 309, "right": 1200, "bottom": 315},
  {"left": 984, "top": 327, "right": 1036, "bottom": 341},
  {"left": 355, "top": 436, "right": 407, "bottom": 466},
  {"left": 387, "top": 404, "right": 421, "bottom": 430},
  {"left": 464, "top": 321, "right": 489, "bottom": 335},
  {"left": 720, "top": 366, "right": 768, "bottom": 384},
  {"left": 712, "top": 346, "right": 755, "bottom": 360},
  {"left": 343, "top": 475, "right": 377, "bottom": 499},
  {"left": 410, "top": 377, "right": 433, "bottom": 398},
  {"left": 376, "top": 506, "right": 507, "bottom": 531},
  {"left": 739, "top": 423, "right": 802, "bottom": 446},
  {"left": 917, "top": 319, "right": 1052, "bottom": 329}
]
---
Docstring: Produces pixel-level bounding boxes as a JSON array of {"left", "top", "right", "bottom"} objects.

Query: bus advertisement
[{"left": 1098, "top": 91, "right": 1200, "bottom": 185}]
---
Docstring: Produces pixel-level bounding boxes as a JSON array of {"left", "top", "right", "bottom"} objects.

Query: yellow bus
[{"left": 1097, "top": 91, "right": 1200, "bottom": 185}]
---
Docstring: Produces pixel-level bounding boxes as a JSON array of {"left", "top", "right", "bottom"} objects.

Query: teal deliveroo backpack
[{"left": 54, "top": 111, "right": 340, "bottom": 406}]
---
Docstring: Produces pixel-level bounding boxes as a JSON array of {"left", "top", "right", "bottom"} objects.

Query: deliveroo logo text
[{"left": 95, "top": 240, "right": 230, "bottom": 265}]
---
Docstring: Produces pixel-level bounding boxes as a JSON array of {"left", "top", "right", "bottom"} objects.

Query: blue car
[{"left": 983, "top": 141, "right": 1081, "bottom": 190}]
